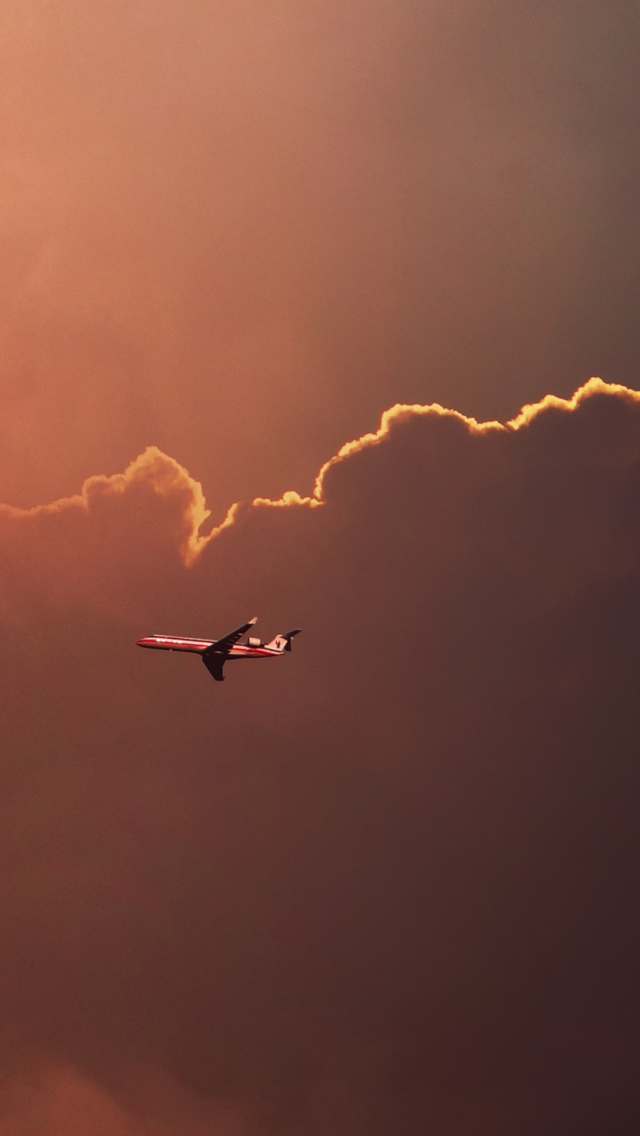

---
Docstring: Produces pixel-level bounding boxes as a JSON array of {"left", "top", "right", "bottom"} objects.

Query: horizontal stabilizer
[{"left": 283, "top": 629, "right": 302, "bottom": 652}]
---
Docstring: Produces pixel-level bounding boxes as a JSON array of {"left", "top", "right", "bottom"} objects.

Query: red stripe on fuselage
[
  {"left": 136, "top": 636, "right": 213, "bottom": 652},
  {"left": 136, "top": 638, "right": 281, "bottom": 658},
  {"left": 227, "top": 645, "right": 279, "bottom": 659}
]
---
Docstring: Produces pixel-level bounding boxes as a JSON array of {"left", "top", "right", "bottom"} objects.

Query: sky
[
  {"left": 2, "top": 1, "right": 640, "bottom": 511},
  {"left": 0, "top": 2, "right": 640, "bottom": 1134}
]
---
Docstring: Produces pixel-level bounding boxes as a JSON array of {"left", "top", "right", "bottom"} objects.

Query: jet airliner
[{"left": 137, "top": 618, "right": 301, "bottom": 682}]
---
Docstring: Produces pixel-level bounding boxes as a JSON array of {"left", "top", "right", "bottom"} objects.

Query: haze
[
  {"left": 2, "top": 1, "right": 640, "bottom": 512},
  {"left": 1, "top": 2, "right": 640, "bottom": 1134}
]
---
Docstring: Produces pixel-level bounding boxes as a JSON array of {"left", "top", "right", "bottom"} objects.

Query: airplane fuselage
[{"left": 136, "top": 635, "right": 282, "bottom": 660}]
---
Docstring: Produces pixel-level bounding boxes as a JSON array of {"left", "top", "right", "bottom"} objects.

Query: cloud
[
  {"left": 3, "top": 0, "right": 640, "bottom": 518},
  {"left": 0, "top": 381, "right": 639, "bottom": 1133}
]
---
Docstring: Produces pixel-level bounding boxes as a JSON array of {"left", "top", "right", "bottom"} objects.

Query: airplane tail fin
[{"left": 266, "top": 629, "right": 302, "bottom": 653}]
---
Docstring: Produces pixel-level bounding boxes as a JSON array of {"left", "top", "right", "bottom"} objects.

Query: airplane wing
[
  {"left": 205, "top": 617, "right": 257, "bottom": 656},
  {"left": 202, "top": 654, "right": 225, "bottom": 682}
]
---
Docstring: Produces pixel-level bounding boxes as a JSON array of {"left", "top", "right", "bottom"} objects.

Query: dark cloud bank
[{"left": 0, "top": 381, "right": 639, "bottom": 1133}]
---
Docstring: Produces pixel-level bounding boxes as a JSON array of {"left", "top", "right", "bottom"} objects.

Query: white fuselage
[{"left": 136, "top": 635, "right": 282, "bottom": 659}]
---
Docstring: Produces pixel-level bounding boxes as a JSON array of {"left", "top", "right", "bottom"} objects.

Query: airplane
[{"left": 136, "top": 618, "right": 301, "bottom": 682}]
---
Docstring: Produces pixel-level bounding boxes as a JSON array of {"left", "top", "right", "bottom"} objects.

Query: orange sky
[
  {"left": 2, "top": 1, "right": 640, "bottom": 514},
  {"left": 1, "top": 3, "right": 640, "bottom": 1133}
]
